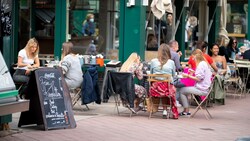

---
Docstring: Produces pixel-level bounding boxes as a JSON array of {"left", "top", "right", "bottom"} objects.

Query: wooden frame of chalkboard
[{"left": 18, "top": 67, "right": 76, "bottom": 130}]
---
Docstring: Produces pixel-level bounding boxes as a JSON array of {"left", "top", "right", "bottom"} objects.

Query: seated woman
[
  {"left": 120, "top": 53, "right": 147, "bottom": 113},
  {"left": 227, "top": 37, "right": 239, "bottom": 61},
  {"left": 13, "top": 38, "right": 40, "bottom": 98},
  {"left": 179, "top": 51, "right": 212, "bottom": 116},
  {"left": 60, "top": 42, "right": 83, "bottom": 89},
  {"left": 210, "top": 43, "right": 227, "bottom": 77},
  {"left": 149, "top": 43, "right": 178, "bottom": 119},
  {"left": 210, "top": 43, "right": 227, "bottom": 104}
]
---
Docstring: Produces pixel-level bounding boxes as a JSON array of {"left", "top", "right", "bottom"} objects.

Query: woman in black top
[
  {"left": 216, "top": 36, "right": 232, "bottom": 63},
  {"left": 227, "top": 37, "right": 239, "bottom": 61}
]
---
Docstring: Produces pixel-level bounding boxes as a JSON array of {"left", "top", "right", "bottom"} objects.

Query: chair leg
[
  {"left": 148, "top": 97, "right": 154, "bottom": 119},
  {"left": 190, "top": 94, "right": 212, "bottom": 120},
  {"left": 85, "top": 104, "right": 90, "bottom": 110},
  {"left": 167, "top": 96, "right": 172, "bottom": 119},
  {"left": 113, "top": 95, "right": 120, "bottom": 115}
]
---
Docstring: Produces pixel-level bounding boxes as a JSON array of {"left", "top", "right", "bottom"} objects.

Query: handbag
[{"left": 146, "top": 97, "right": 159, "bottom": 113}]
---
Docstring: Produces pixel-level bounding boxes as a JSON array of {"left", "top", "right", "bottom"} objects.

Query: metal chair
[
  {"left": 224, "top": 63, "right": 244, "bottom": 98},
  {"left": 70, "top": 86, "right": 89, "bottom": 110},
  {"left": 190, "top": 79, "right": 215, "bottom": 120},
  {"left": 147, "top": 74, "right": 173, "bottom": 119},
  {"left": 108, "top": 71, "right": 136, "bottom": 117},
  {"left": 234, "top": 59, "right": 250, "bottom": 96}
]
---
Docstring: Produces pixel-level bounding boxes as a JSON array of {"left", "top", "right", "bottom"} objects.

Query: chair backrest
[
  {"left": 109, "top": 71, "right": 135, "bottom": 94},
  {"left": 204, "top": 77, "right": 215, "bottom": 101},
  {"left": 108, "top": 71, "right": 135, "bottom": 108},
  {"left": 147, "top": 74, "right": 173, "bottom": 97},
  {"left": 234, "top": 59, "right": 250, "bottom": 73},
  {"left": 147, "top": 74, "right": 172, "bottom": 85}
]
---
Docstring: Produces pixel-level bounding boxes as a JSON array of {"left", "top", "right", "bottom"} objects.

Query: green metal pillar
[
  {"left": 248, "top": 0, "right": 250, "bottom": 40},
  {"left": 30, "top": 0, "right": 35, "bottom": 37},
  {"left": 175, "top": 0, "right": 186, "bottom": 61},
  {"left": 12, "top": 0, "right": 19, "bottom": 63},
  {"left": 54, "top": 0, "right": 67, "bottom": 59},
  {"left": 119, "top": 1, "right": 146, "bottom": 62},
  {"left": 208, "top": 0, "right": 219, "bottom": 46}
]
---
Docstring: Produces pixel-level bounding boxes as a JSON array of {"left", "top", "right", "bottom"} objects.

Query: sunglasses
[{"left": 233, "top": 41, "right": 237, "bottom": 44}]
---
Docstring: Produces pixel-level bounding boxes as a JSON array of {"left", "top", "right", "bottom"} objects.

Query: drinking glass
[
  {"left": 54, "top": 56, "right": 59, "bottom": 65},
  {"left": 46, "top": 56, "right": 51, "bottom": 64}
]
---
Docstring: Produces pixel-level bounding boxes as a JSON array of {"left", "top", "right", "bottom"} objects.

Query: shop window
[
  {"left": 227, "top": 0, "right": 248, "bottom": 41},
  {"left": 34, "top": 0, "right": 55, "bottom": 54},
  {"left": 68, "top": 0, "right": 99, "bottom": 55}
]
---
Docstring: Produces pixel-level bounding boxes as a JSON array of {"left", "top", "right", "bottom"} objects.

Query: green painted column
[
  {"left": 208, "top": 0, "right": 219, "bottom": 46},
  {"left": 30, "top": 0, "right": 35, "bottom": 37},
  {"left": 175, "top": 0, "right": 186, "bottom": 61},
  {"left": 12, "top": 0, "right": 19, "bottom": 63},
  {"left": 119, "top": 1, "right": 146, "bottom": 62},
  {"left": 54, "top": 0, "right": 67, "bottom": 59},
  {"left": 248, "top": 0, "right": 250, "bottom": 40}
]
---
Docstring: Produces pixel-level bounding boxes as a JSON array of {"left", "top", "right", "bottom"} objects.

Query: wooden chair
[{"left": 147, "top": 74, "right": 173, "bottom": 119}]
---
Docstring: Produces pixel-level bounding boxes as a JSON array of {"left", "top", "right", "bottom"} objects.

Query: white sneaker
[
  {"left": 176, "top": 100, "right": 182, "bottom": 107},
  {"left": 162, "top": 110, "right": 168, "bottom": 119}
]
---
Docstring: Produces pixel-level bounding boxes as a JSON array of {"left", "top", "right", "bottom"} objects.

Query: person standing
[
  {"left": 82, "top": 14, "right": 96, "bottom": 36},
  {"left": 165, "top": 13, "right": 173, "bottom": 43}
]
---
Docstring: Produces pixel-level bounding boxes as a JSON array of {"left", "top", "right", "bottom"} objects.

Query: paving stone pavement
[{"left": 1, "top": 95, "right": 250, "bottom": 141}]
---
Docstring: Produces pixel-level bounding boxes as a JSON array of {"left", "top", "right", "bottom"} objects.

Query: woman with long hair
[
  {"left": 179, "top": 51, "right": 212, "bottom": 116},
  {"left": 227, "top": 37, "right": 239, "bottom": 61},
  {"left": 13, "top": 38, "right": 40, "bottom": 98},
  {"left": 149, "top": 43, "right": 178, "bottom": 119},
  {"left": 60, "top": 42, "right": 83, "bottom": 89},
  {"left": 210, "top": 43, "right": 227, "bottom": 76},
  {"left": 120, "top": 52, "right": 146, "bottom": 113}
]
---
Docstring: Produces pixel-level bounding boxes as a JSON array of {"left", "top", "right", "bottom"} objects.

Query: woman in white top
[
  {"left": 60, "top": 42, "right": 83, "bottom": 89},
  {"left": 13, "top": 38, "right": 40, "bottom": 98}
]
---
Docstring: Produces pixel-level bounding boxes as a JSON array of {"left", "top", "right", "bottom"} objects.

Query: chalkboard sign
[
  {"left": 18, "top": 67, "right": 76, "bottom": 130},
  {"left": 35, "top": 68, "right": 70, "bottom": 129}
]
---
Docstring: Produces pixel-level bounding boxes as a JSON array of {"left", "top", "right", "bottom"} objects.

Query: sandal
[{"left": 179, "top": 111, "right": 191, "bottom": 116}]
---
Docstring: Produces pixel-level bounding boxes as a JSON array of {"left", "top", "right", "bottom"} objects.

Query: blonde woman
[
  {"left": 179, "top": 52, "right": 212, "bottom": 116},
  {"left": 82, "top": 13, "right": 96, "bottom": 36},
  {"left": 120, "top": 53, "right": 146, "bottom": 113},
  {"left": 13, "top": 38, "right": 40, "bottom": 98},
  {"left": 60, "top": 42, "right": 83, "bottom": 89}
]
